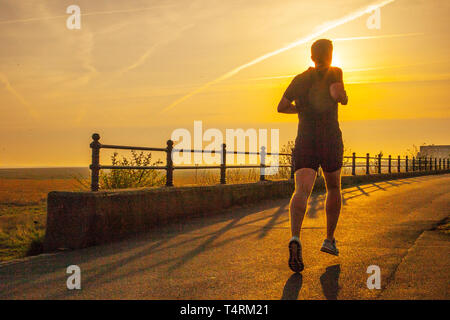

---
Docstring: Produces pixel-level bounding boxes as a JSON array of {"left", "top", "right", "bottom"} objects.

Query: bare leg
[
  {"left": 290, "top": 168, "right": 317, "bottom": 238},
  {"left": 323, "top": 168, "right": 342, "bottom": 241}
]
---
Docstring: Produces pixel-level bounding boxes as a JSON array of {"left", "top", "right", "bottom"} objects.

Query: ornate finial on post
[
  {"left": 90, "top": 133, "right": 101, "bottom": 191},
  {"left": 166, "top": 140, "right": 174, "bottom": 187}
]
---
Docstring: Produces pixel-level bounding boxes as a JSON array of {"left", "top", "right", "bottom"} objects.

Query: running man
[{"left": 277, "top": 39, "right": 348, "bottom": 273}]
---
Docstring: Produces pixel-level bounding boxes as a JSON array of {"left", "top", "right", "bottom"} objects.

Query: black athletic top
[{"left": 283, "top": 66, "right": 343, "bottom": 143}]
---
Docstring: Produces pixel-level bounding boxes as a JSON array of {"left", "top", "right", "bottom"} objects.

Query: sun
[
  {"left": 307, "top": 52, "right": 343, "bottom": 68},
  {"left": 332, "top": 53, "right": 343, "bottom": 68}
]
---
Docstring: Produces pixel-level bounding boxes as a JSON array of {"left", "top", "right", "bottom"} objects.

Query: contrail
[
  {"left": 333, "top": 32, "right": 423, "bottom": 41},
  {"left": 0, "top": 73, "right": 39, "bottom": 119},
  {"left": 248, "top": 59, "right": 441, "bottom": 82},
  {"left": 0, "top": 4, "right": 170, "bottom": 25},
  {"left": 100, "top": 24, "right": 195, "bottom": 87},
  {"left": 161, "top": 0, "right": 396, "bottom": 113},
  {"left": 118, "top": 24, "right": 194, "bottom": 76}
]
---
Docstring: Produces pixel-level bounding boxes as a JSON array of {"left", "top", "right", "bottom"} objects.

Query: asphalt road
[{"left": 1, "top": 174, "right": 449, "bottom": 300}]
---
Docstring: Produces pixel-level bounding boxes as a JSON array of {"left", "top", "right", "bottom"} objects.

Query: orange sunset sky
[{"left": 0, "top": 0, "right": 449, "bottom": 167}]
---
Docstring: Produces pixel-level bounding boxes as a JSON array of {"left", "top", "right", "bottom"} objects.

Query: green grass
[{"left": 0, "top": 203, "right": 46, "bottom": 261}]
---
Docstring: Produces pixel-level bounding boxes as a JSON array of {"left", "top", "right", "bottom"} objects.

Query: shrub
[{"left": 99, "top": 151, "right": 165, "bottom": 189}]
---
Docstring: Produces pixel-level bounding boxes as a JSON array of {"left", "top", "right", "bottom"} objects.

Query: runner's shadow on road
[
  {"left": 281, "top": 273, "right": 303, "bottom": 300},
  {"left": 320, "top": 264, "right": 340, "bottom": 300}
]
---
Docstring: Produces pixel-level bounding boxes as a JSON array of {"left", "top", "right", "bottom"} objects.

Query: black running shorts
[{"left": 293, "top": 129, "right": 343, "bottom": 173}]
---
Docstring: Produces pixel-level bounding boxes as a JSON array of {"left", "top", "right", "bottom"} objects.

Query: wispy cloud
[
  {"left": 160, "top": 0, "right": 396, "bottom": 113},
  {"left": 0, "top": 73, "right": 38, "bottom": 119},
  {"left": 0, "top": 4, "right": 173, "bottom": 25}
]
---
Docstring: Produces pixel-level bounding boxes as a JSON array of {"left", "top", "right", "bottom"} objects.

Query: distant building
[{"left": 417, "top": 145, "right": 450, "bottom": 159}]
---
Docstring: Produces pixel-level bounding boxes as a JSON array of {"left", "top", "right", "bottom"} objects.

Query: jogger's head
[{"left": 311, "top": 39, "right": 333, "bottom": 67}]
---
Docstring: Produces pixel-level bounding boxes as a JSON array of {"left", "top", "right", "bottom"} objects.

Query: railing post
[
  {"left": 378, "top": 154, "right": 381, "bottom": 174},
  {"left": 352, "top": 152, "right": 356, "bottom": 175},
  {"left": 406, "top": 156, "right": 408, "bottom": 172},
  {"left": 388, "top": 155, "right": 391, "bottom": 174},
  {"left": 290, "top": 148, "right": 295, "bottom": 179},
  {"left": 260, "top": 146, "right": 266, "bottom": 181},
  {"left": 366, "top": 153, "right": 370, "bottom": 174},
  {"left": 397, "top": 155, "right": 401, "bottom": 173},
  {"left": 418, "top": 158, "right": 421, "bottom": 171},
  {"left": 90, "top": 133, "right": 101, "bottom": 191},
  {"left": 435, "top": 158, "right": 437, "bottom": 171},
  {"left": 429, "top": 157, "right": 432, "bottom": 171},
  {"left": 166, "top": 140, "right": 174, "bottom": 187},
  {"left": 412, "top": 157, "right": 415, "bottom": 171},
  {"left": 220, "top": 143, "right": 226, "bottom": 184},
  {"left": 439, "top": 158, "right": 441, "bottom": 170}
]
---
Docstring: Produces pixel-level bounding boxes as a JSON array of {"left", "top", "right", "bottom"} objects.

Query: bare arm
[
  {"left": 277, "top": 97, "right": 298, "bottom": 114},
  {"left": 332, "top": 68, "right": 348, "bottom": 105},
  {"left": 335, "top": 83, "right": 348, "bottom": 105}
]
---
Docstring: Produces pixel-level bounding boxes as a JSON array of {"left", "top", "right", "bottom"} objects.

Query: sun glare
[
  {"left": 332, "top": 53, "right": 342, "bottom": 67},
  {"left": 307, "top": 52, "right": 343, "bottom": 68}
]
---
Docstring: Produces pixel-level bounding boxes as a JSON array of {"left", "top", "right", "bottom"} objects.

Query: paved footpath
[{"left": 0, "top": 174, "right": 449, "bottom": 299}]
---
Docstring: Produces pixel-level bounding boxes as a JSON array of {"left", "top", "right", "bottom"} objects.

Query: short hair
[{"left": 311, "top": 39, "right": 333, "bottom": 63}]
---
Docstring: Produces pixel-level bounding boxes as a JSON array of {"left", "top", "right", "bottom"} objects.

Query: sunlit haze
[{"left": 0, "top": 0, "right": 449, "bottom": 167}]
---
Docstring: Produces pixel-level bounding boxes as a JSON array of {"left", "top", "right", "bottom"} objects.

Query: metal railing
[{"left": 89, "top": 133, "right": 449, "bottom": 191}]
